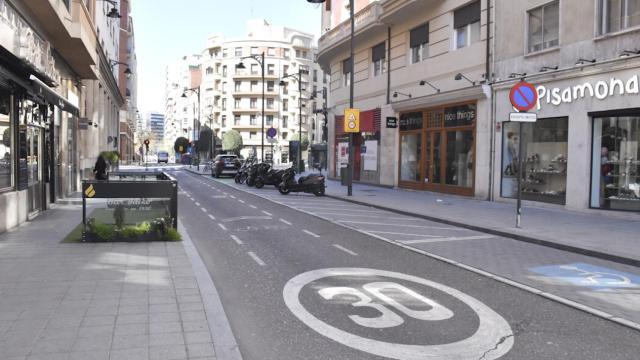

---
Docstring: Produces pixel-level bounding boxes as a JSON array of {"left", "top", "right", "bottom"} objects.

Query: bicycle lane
[{"left": 204, "top": 174, "right": 640, "bottom": 330}]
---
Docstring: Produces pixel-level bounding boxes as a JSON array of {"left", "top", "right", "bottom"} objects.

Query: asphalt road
[{"left": 172, "top": 169, "right": 640, "bottom": 360}]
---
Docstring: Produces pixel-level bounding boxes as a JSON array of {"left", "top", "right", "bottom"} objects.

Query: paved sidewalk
[
  {"left": 325, "top": 180, "right": 640, "bottom": 265},
  {"left": 0, "top": 205, "right": 218, "bottom": 360}
]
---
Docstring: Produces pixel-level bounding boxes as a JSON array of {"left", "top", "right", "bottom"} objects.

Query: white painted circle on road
[{"left": 283, "top": 268, "right": 514, "bottom": 360}]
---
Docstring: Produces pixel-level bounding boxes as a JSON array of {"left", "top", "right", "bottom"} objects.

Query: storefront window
[
  {"left": 400, "top": 134, "right": 421, "bottom": 182},
  {"left": 501, "top": 117, "right": 568, "bottom": 205},
  {"left": 0, "top": 91, "right": 12, "bottom": 190},
  {"left": 591, "top": 116, "right": 640, "bottom": 211},
  {"left": 445, "top": 131, "right": 474, "bottom": 187}
]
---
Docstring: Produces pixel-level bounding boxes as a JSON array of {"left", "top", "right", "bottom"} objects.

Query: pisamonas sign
[{"left": 536, "top": 74, "right": 639, "bottom": 109}]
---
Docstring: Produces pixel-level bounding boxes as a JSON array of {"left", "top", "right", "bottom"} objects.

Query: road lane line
[
  {"left": 247, "top": 251, "right": 266, "bottom": 266},
  {"left": 208, "top": 214, "right": 216, "bottom": 221},
  {"left": 337, "top": 220, "right": 466, "bottom": 230},
  {"left": 366, "top": 230, "right": 441, "bottom": 237},
  {"left": 400, "top": 235, "right": 496, "bottom": 244},
  {"left": 229, "top": 195, "right": 236, "bottom": 199},
  {"left": 230, "top": 235, "right": 243, "bottom": 245},
  {"left": 223, "top": 216, "right": 272, "bottom": 222},
  {"left": 238, "top": 199, "right": 245, "bottom": 204},
  {"left": 201, "top": 207, "right": 207, "bottom": 213},
  {"left": 195, "top": 202, "right": 201, "bottom": 206},
  {"left": 218, "top": 223, "right": 228, "bottom": 231},
  {"left": 249, "top": 205, "right": 257, "bottom": 209},
  {"left": 312, "top": 212, "right": 423, "bottom": 221},
  {"left": 279, "top": 219, "right": 292, "bottom": 226},
  {"left": 302, "top": 229, "right": 320, "bottom": 238},
  {"left": 332, "top": 244, "right": 358, "bottom": 256},
  {"left": 262, "top": 211, "right": 272, "bottom": 216}
]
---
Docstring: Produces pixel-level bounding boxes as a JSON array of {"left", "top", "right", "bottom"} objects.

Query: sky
[{"left": 131, "top": 0, "right": 322, "bottom": 115}]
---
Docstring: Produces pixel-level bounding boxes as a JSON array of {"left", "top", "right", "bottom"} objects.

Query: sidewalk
[
  {"left": 325, "top": 180, "right": 640, "bottom": 265},
  {"left": 0, "top": 204, "right": 219, "bottom": 360}
]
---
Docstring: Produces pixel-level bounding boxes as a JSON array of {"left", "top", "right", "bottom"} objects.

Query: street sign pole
[{"left": 516, "top": 121, "right": 523, "bottom": 228}]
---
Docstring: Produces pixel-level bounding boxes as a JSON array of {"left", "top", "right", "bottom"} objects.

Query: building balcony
[
  {"left": 231, "top": 90, "right": 279, "bottom": 97},
  {"left": 317, "top": 1, "right": 384, "bottom": 67},
  {"left": 232, "top": 72, "right": 280, "bottom": 80},
  {"left": 231, "top": 108, "right": 279, "bottom": 114},
  {"left": 22, "top": 0, "right": 98, "bottom": 79}
]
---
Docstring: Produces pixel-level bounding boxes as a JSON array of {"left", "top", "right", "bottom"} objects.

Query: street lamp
[
  {"left": 236, "top": 53, "right": 266, "bottom": 162},
  {"left": 108, "top": 60, "right": 133, "bottom": 79},
  {"left": 307, "top": 0, "right": 354, "bottom": 196},
  {"left": 97, "top": 0, "right": 121, "bottom": 18},
  {"left": 280, "top": 67, "right": 309, "bottom": 173},
  {"left": 182, "top": 87, "right": 201, "bottom": 170}
]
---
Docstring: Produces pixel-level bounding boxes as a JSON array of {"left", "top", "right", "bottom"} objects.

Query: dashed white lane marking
[
  {"left": 229, "top": 195, "right": 236, "bottom": 199},
  {"left": 279, "top": 219, "right": 292, "bottom": 226},
  {"left": 366, "top": 230, "right": 441, "bottom": 238},
  {"left": 312, "top": 212, "right": 422, "bottom": 221},
  {"left": 332, "top": 244, "right": 359, "bottom": 256},
  {"left": 294, "top": 207, "right": 383, "bottom": 213},
  {"left": 302, "top": 229, "right": 320, "bottom": 238},
  {"left": 262, "top": 211, "right": 272, "bottom": 216},
  {"left": 195, "top": 202, "right": 201, "bottom": 206},
  {"left": 249, "top": 205, "right": 257, "bottom": 209},
  {"left": 247, "top": 251, "right": 266, "bottom": 266},
  {"left": 230, "top": 235, "right": 243, "bottom": 245},
  {"left": 400, "top": 235, "right": 496, "bottom": 244},
  {"left": 223, "top": 216, "right": 272, "bottom": 222},
  {"left": 218, "top": 223, "right": 228, "bottom": 231},
  {"left": 201, "top": 207, "right": 207, "bottom": 213},
  {"left": 208, "top": 214, "right": 216, "bottom": 221},
  {"left": 238, "top": 199, "right": 245, "bottom": 204},
  {"left": 337, "top": 220, "right": 466, "bottom": 231}
]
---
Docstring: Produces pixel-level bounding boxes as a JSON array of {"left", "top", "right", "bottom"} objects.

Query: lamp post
[
  {"left": 307, "top": 0, "right": 354, "bottom": 195},
  {"left": 280, "top": 67, "right": 309, "bottom": 173},
  {"left": 182, "top": 87, "right": 201, "bottom": 170},
  {"left": 236, "top": 53, "right": 265, "bottom": 162}
]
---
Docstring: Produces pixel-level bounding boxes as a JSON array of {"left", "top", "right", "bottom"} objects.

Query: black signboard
[
  {"left": 17, "top": 127, "right": 27, "bottom": 191},
  {"left": 399, "top": 112, "right": 423, "bottom": 131},
  {"left": 444, "top": 104, "right": 476, "bottom": 127},
  {"left": 386, "top": 117, "right": 398, "bottom": 128}
]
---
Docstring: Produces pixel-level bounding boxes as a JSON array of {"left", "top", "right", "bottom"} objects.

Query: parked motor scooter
[
  {"left": 234, "top": 157, "right": 256, "bottom": 184},
  {"left": 255, "top": 167, "right": 287, "bottom": 189},
  {"left": 278, "top": 167, "right": 325, "bottom": 196},
  {"left": 246, "top": 163, "right": 270, "bottom": 187}
]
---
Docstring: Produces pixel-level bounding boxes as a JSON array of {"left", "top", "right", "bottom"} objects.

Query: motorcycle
[
  {"left": 278, "top": 167, "right": 325, "bottom": 196},
  {"left": 245, "top": 162, "right": 270, "bottom": 187},
  {"left": 255, "top": 166, "right": 287, "bottom": 189},
  {"left": 234, "top": 157, "right": 256, "bottom": 184}
]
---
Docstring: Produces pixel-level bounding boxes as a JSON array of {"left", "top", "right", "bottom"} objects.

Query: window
[
  {"left": 234, "top": 115, "right": 241, "bottom": 125},
  {"left": 266, "top": 115, "right": 273, "bottom": 126},
  {"left": 222, "top": 82, "right": 227, "bottom": 94},
  {"left": 283, "top": 99, "right": 289, "bottom": 112},
  {"left": 215, "top": 64, "right": 221, "bottom": 74},
  {"left": 284, "top": 49, "right": 290, "bottom": 58},
  {"left": 250, "top": 115, "right": 257, "bottom": 125},
  {"left": 302, "top": 115, "right": 308, "bottom": 124},
  {"left": 454, "top": 1, "right": 481, "bottom": 49},
  {"left": 251, "top": 81, "right": 258, "bottom": 92},
  {"left": 282, "top": 132, "right": 288, "bottom": 140},
  {"left": 251, "top": 47, "right": 259, "bottom": 55},
  {"left": 235, "top": 47, "right": 242, "bottom": 57},
  {"left": 267, "top": 98, "right": 274, "bottom": 109},
  {"left": 206, "top": 67, "right": 213, "bottom": 75},
  {"left": 234, "top": 98, "right": 241, "bottom": 109},
  {"left": 251, "top": 64, "right": 258, "bottom": 75},
  {"left": 234, "top": 81, "right": 241, "bottom": 91},
  {"left": 221, "top": 98, "right": 227, "bottom": 110},
  {"left": 267, "top": 81, "right": 274, "bottom": 92},
  {"left": 250, "top": 98, "right": 257, "bottom": 109},
  {"left": 282, "top": 83, "right": 289, "bottom": 95},
  {"left": 372, "top": 42, "right": 386, "bottom": 76},
  {"left": 222, "top": 65, "right": 227, "bottom": 77},
  {"left": 282, "top": 116, "right": 288, "bottom": 128},
  {"left": 267, "top": 64, "right": 275, "bottom": 75},
  {"left": 410, "top": 24, "right": 429, "bottom": 63},
  {"left": 296, "top": 49, "right": 301, "bottom": 58},
  {"left": 528, "top": 1, "right": 559, "bottom": 53},
  {"left": 283, "top": 65, "right": 289, "bottom": 76},
  {"left": 598, "top": 0, "right": 640, "bottom": 34},
  {"left": 267, "top": 47, "right": 275, "bottom": 56},
  {"left": 221, "top": 115, "right": 226, "bottom": 127},
  {"left": 313, "top": 70, "right": 318, "bottom": 82},
  {"left": 342, "top": 58, "right": 352, "bottom": 87},
  {"left": 0, "top": 92, "right": 13, "bottom": 190},
  {"left": 323, "top": 73, "right": 327, "bottom": 84},
  {"left": 250, "top": 131, "right": 257, "bottom": 139},
  {"left": 222, "top": 48, "right": 228, "bottom": 57}
]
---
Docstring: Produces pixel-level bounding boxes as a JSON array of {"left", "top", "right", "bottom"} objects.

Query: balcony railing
[{"left": 318, "top": 1, "right": 383, "bottom": 54}]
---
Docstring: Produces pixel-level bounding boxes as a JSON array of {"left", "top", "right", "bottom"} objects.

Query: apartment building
[
  {"left": 118, "top": 0, "right": 138, "bottom": 163},
  {"left": 492, "top": 0, "right": 640, "bottom": 216},
  {"left": 317, "top": 0, "right": 492, "bottom": 197},
  {"left": 0, "top": 0, "right": 135, "bottom": 233},
  {"left": 148, "top": 112, "right": 165, "bottom": 151},
  {"left": 187, "top": 19, "right": 327, "bottom": 164}
]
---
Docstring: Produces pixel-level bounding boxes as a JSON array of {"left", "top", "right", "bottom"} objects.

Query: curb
[
  {"left": 188, "top": 171, "right": 640, "bottom": 333},
  {"left": 325, "top": 194, "right": 640, "bottom": 268}
]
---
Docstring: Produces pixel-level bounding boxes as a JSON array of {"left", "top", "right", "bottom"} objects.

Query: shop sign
[
  {"left": 0, "top": 0, "right": 60, "bottom": 84},
  {"left": 386, "top": 117, "right": 398, "bottom": 128},
  {"left": 444, "top": 104, "right": 475, "bottom": 127},
  {"left": 399, "top": 112, "right": 423, "bottom": 131},
  {"left": 536, "top": 75, "right": 639, "bottom": 109}
]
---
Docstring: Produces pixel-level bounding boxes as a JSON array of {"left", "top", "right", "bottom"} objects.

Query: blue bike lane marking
[{"left": 530, "top": 263, "right": 640, "bottom": 290}]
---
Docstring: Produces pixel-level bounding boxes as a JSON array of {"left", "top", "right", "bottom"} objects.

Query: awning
[{"left": 29, "top": 75, "right": 80, "bottom": 116}]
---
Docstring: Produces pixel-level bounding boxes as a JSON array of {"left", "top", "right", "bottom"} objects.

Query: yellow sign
[
  {"left": 84, "top": 184, "right": 96, "bottom": 198},
  {"left": 344, "top": 108, "right": 360, "bottom": 133}
]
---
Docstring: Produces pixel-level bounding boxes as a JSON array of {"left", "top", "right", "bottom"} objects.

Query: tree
[
  {"left": 222, "top": 130, "right": 243, "bottom": 153},
  {"left": 289, "top": 133, "right": 309, "bottom": 151},
  {"left": 174, "top": 137, "right": 189, "bottom": 154}
]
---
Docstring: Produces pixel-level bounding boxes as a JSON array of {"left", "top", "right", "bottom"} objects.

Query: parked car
[
  {"left": 157, "top": 151, "right": 169, "bottom": 163},
  {"left": 212, "top": 155, "right": 241, "bottom": 178}
]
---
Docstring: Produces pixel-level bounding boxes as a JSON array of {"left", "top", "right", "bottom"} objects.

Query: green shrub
[
  {"left": 163, "top": 228, "right": 182, "bottom": 241},
  {"left": 120, "top": 222, "right": 151, "bottom": 238},
  {"left": 91, "top": 221, "right": 115, "bottom": 241}
]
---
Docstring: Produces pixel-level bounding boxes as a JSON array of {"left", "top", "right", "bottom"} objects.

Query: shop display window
[
  {"left": 0, "top": 91, "right": 12, "bottom": 190},
  {"left": 400, "top": 134, "right": 421, "bottom": 182},
  {"left": 591, "top": 116, "right": 640, "bottom": 211},
  {"left": 501, "top": 117, "right": 568, "bottom": 205}
]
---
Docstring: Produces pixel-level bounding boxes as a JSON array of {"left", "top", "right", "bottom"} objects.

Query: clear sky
[{"left": 131, "top": 0, "right": 322, "bottom": 115}]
